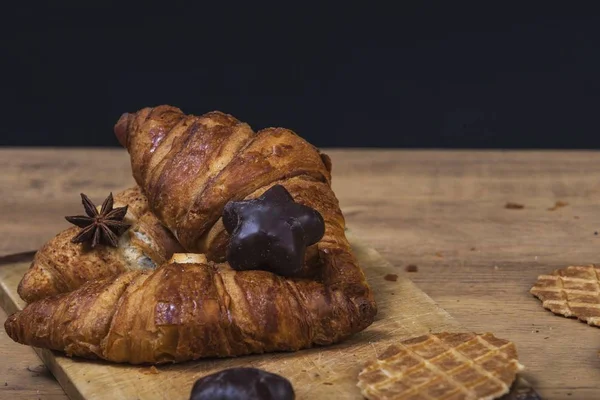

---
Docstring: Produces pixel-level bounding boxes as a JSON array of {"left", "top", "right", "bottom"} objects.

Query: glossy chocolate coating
[
  {"left": 189, "top": 367, "right": 295, "bottom": 400},
  {"left": 223, "top": 184, "right": 325, "bottom": 277}
]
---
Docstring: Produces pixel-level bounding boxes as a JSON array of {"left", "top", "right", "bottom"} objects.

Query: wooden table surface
[{"left": 1, "top": 148, "right": 599, "bottom": 400}]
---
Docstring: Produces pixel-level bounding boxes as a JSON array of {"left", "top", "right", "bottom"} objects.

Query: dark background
[{"left": 2, "top": 3, "right": 600, "bottom": 148}]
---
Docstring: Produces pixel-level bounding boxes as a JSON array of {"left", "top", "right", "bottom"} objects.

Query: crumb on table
[
  {"left": 26, "top": 365, "right": 46, "bottom": 376},
  {"left": 406, "top": 264, "right": 418, "bottom": 273},
  {"left": 139, "top": 366, "right": 160, "bottom": 375},
  {"left": 548, "top": 200, "right": 569, "bottom": 211},
  {"left": 384, "top": 274, "right": 398, "bottom": 282},
  {"left": 505, "top": 202, "right": 524, "bottom": 209}
]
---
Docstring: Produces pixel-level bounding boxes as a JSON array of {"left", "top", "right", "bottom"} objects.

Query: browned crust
[
  {"left": 6, "top": 255, "right": 375, "bottom": 364},
  {"left": 17, "top": 187, "right": 183, "bottom": 303},
  {"left": 121, "top": 107, "right": 331, "bottom": 254}
]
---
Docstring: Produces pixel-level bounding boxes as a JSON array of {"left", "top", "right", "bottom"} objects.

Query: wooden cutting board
[{"left": 0, "top": 233, "right": 530, "bottom": 400}]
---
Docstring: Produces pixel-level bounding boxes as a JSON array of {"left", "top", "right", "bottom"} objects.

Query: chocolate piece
[
  {"left": 189, "top": 367, "right": 295, "bottom": 400},
  {"left": 223, "top": 184, "right": 325, "bottom": 277}
]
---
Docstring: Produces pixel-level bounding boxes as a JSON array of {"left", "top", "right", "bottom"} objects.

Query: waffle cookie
[
  {"left": 357, "top": 332, "right": 524, "bottom": 400},
  {"left": 530, "top": 264, "right": 600, "bottom": 327}
]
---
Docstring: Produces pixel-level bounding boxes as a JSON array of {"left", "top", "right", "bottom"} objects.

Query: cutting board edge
[
  {"left": 0, "top": 270, "right": 22, "bottom": 315},
  {"left": 0, "top": 260, "right": 87, "bottom": 399},
  {"left": 34, "top": 347, "right": 86, "bottom": 400}
]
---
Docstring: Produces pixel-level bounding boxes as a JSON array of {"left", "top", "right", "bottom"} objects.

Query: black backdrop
[{"left": 2, "top": 3, "right": 600, "bottom": 148}]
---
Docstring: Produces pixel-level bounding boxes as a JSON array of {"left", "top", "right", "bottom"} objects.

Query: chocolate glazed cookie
[
  {"left": 223, "top": 184, "right": 325, "bottom": 277},
  {"left": 190, "top": 368, "right": 295, "bottom": 400}
]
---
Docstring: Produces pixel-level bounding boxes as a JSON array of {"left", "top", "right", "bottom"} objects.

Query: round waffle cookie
[
  {"left": 357, "top": 332, "right": 524, "bottom": 400},
  {"left": 530, "top": 264, "right": 600, "bottom": 327}
]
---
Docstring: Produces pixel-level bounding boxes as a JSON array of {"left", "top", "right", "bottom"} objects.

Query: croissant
[
  {"left": 18, "top": 186, "right": 184, "bottom": 303},
  {"left": 5, "top": 252, "right": 375, "bottom": 364},
  {"left": 114, "top": 106, "right": 333, "bottom": 264},
  {"left": 6, "top": 106, "right": 377, "bottom": 363}
]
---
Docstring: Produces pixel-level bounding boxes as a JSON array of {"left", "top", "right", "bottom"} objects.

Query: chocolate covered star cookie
[{"left": 222, "top": 185, "right": 325, "bottom": 277}]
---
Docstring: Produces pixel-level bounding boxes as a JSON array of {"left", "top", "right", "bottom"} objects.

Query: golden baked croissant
[
  {"left": 6, "top": 106, "right": 377, "bottom": 363},
  {"left": 6, "top": 252, "right": 374, "bottom": 364},
  {"left": 18, "top": 187, "right": 184, "bottom": 303},
  {"left": 114, "top": 106, "right": 333, "bottom": 265}
]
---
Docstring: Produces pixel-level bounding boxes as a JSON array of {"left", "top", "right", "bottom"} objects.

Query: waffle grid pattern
[
  {"left": 358, "top": 332, "right": 523, "bottom": 400},
  {"left": 530, "top": 264, "right": 600, "bottom": 327}
]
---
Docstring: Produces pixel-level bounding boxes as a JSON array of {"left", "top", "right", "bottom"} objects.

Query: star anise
[{"left": 65, "top": 193, "right": 131, "bottom": 248}]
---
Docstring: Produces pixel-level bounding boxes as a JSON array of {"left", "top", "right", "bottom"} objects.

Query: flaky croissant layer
[
  {"left": 5, "top": 254, "right": 376, "bottom": 364},
  {"left": 17, "top": 187, "right": 183, "bottom": 303},
  {"left": 115, "top": 106, "right": 333, "bottom": 258}
]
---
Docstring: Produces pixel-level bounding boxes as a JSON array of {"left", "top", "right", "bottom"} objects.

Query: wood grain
[
  {"left": 1, "top": 233, "right": 466, "bottom": 400},
  {"left": 1, "top": 148, "right": 599, "bottom": 399}
]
